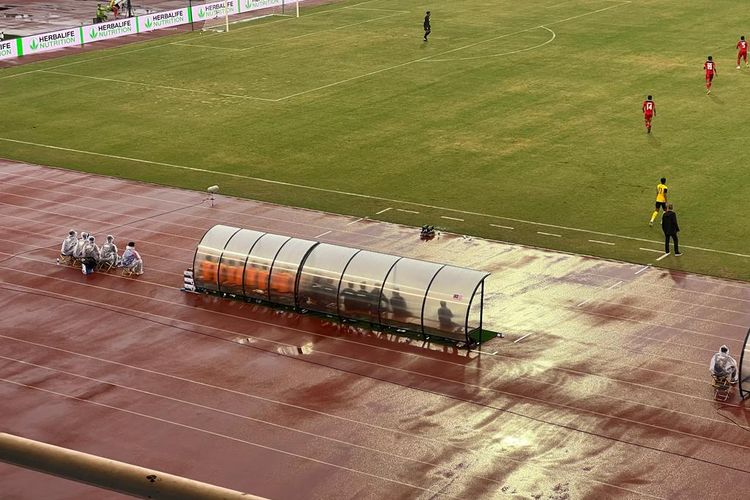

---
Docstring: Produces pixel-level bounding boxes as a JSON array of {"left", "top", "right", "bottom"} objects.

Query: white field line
[
  {"left": 375, "top": 207, "right": 392, "bottom": 215},
  {"left": 37, "top": 69, "right": 277, "bottom": 102},
  {"left": 190, "top": 0, "right": 382, "bottom": 40},
  {"left": 346, "top": 217, "right": 364, "bottom": 225},
  {"left": 27, "top": 12, "right": 407, "bottom": 100},
  {"left": 314, "top": 230, "right": 332, "bottom": 238},
  {"left": 236, "top": 12, "right": 407, "bottom": 52},
  {"left": 345, "top": 7, "right": 410, "bottom": 13},
  {"left": 274, "top": 2, "right": 631, "bottom": 101},
  {"left": 639, "top": 248, "right": 663, "bottom": 254},
  {"left": 576, "top": 298, "right": 593, "bottom": 307},
  {"left": 396, "top": 208, "right": 419, "bottom": 214},
  {"left": 655, "top": 253, "right": 671, "bottom": 261},
  {"left": 422, "top": 26, "right": 556, "bottom": 63},
  {"left": 3, "top": 1, "right": 629, "bottom": 104},
  {"left": 0, "top": 0, "right": 386, "bottom": 80},
  {"left": 171, "top": 42, "right": 244, "bottom": 51},
  {"left": 589, "top": 239, "right": 615, "bottom": 246},
  {"left": 441, "top": 216, "right": 464, "bottom": 222},
  {"left": 1, "top": 136, "right": 749, "bottom": 260},
  {"left": 176, "top": 11, "right": 409, "bottom": 53},
  {"left": 537, "top": 231, "right": 562, "bottom": 237},
  {"left": 490, "top": 224, "right": 514, "bottom": 230}
]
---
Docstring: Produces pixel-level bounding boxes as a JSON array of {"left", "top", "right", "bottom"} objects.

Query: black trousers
[
  {"left": 664, "top": 233, "right": 679, "bottom": 254},
  {"left": 424, "top": 28, "right": 431, "bottom": 39}
]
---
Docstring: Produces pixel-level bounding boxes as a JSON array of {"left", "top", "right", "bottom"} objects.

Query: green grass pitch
[{"left": 1, "top": 0, "right": 749, "bottom": 280}]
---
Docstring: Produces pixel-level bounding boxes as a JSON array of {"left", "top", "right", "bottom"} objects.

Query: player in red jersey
[
  {"left": 642, "top": 95, "right": 655, "bottom": 133},
  {"left": 737, "top": 36, "right": 748, "bottom": 69},
  {"left": 704, "top": 55, "right": 717, "bottom": 94}
]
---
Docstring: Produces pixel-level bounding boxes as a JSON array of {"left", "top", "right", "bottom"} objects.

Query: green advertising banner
[
  {"left": 0, "top": 38, "right": 19, "bottom": 60},
  {"left": 21, "top": 27, "right": 81, "bottom": 57},
  {"left": 82, "top": 17, "right": 138, "bottom": 43},
  {"left": 138, "top": 8, "right": 191, "bottom": 33},
  {"left": 191, "top": 1, "right": 240, "bottom": 22}
]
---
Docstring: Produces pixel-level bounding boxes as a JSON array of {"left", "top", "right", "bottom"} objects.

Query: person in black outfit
[
  {"left": 423, "top": 11, "right": 431, "bottom": 41},
  {"left": 661, "top": 203, "right": 681, "bottom": 256}
]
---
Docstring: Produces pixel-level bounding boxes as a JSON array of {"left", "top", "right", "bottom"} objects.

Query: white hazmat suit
[{"left": 709, "top": 345, "right": 738, "bottom": 384}]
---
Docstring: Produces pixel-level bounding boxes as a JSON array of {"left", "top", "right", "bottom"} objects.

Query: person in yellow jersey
[{"left": 649, "top": 177, "right": 668, "bottom": 226}]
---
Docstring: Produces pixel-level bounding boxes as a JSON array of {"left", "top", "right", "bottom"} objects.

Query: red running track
[{"left": 0, "top": 160, "right": 748, "bottom": 499}]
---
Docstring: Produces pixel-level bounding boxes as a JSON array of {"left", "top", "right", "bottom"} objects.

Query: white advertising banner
[
  {"left": 138, "top": 8, "right": 190, "bottom": 33},
  {"left": 82, "top": 17, "right": 138, "bottom": 44},
  {"left": 22, "top": 27, "right": 81, "bottom": 56},
  {"left": 0, "top": 39, "right": 20, "bottom": 60},
  {"left": 191, "top": 1, "right": 240, "bottom": 22},
  {"left": 239, "top": 0, "right": 285, "bottom": 13}
]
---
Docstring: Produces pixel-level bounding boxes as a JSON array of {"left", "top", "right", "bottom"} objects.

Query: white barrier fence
[{"left": 1, "top": 0, "right": 293, "bottom": 60}]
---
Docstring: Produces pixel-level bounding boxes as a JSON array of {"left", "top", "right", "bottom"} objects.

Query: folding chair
[
  {"left": 97, "top": 258, "right": 117, "bottom": 273},
  {"left": 712, "top": 374, "right": 733, "bottom": 402},
  {"left": 58, "top": 254, "right": 75, "bottom": 266}
]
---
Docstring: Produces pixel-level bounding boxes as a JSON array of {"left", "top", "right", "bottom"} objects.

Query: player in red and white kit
[
  {"left": 642, "top": 95, "right": 655, "bottom": 134},
  {"left": 737, "top": 36, "right": 748, "bottom": 69},
  {"left": 704, "top": 55, "right": 717, "bottom": 94}
]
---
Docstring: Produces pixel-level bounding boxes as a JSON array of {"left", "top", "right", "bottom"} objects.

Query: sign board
[
  {"left": 138, "top": 8, "right": 191, "bottom": 33},
  {"left": 0, "top": 39, "right": 20, "bottom": 60},
  {"left": 240, "top": 0, "right": 286, "bottom": 12},
  {"left": 191, "top": 1, "right": 240, "bottom": 22},
  {"left": 22, "top": 28, "right": 81, "bottom": 56},
  {"left": 82, "top": 17, "right": 138, "bottom": 44}
]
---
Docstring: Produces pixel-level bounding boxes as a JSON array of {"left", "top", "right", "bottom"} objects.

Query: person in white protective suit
[
  {"left": 709, "top": 345, "right": 738, "bottom": 384},
  {"left": 99, "top": 235, "right": 119, "bottom": 268},
  {"left": 82, "top": 236, "right": 100, "bottom": 275},
  {"left": 59, "top": 230, "right": 78, "bottom": 263},
  {"left": 119, "top": 241, "right": 144, "bottom": 275},
  {"left": 74, "top": 232, "right": 89, "bottom": 259}
]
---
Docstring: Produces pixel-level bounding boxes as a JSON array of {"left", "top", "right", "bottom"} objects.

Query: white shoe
[{"left": 738, "top": 65, "right": 741, "bottom": 69}]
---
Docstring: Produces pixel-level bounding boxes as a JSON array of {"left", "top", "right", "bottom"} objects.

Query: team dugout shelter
[{"left": 192, "top": 225, "right": 490, "bottom": 346}]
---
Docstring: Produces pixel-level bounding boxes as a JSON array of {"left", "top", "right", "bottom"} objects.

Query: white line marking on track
[
  {"left": 639, "top": 248, "right": 663, "bottom": 254},
  {"left": 441, "top": 216, "right": 464, "bottom": 221},
  {"left": 2, "top": 137, "right": 748, "bottom": 260},
  {"left": 635, "top": 265, "right": 651, "bottom": 275},
  {"left": 314, "top": 230, "right": 332, "bottom": 238},
  {"left": 576, "top": 298, "right": 593, "bottom": 308},
  {"left": 0, "top": 354, "right": 491, "bottom": 478},
  {"left": 537, "top": 231, "right": 562, "bottom": 237},
  {"left": 0, "top": 335, "right": 670, "bottom": 499},
  {"left": 396, "top": 208, "right": 419, "bottom": 214},
  {"left": 375, "top": 207, "right": 392, "bottom": 215},
  {"left": 346, "top": 217, "right": 364, "bottom": 225},
  {"left": 589, "top": 239, "right": 615, "bottom": 246},
  {"left": 475, "top": 349, "right": 497, "bottom": 355},
  {"left": 0, "top": 378, "right": 440, "bottom": 495},
  {"left": 607, "top": 280, "right": 624, "bottom": 290},
  {"left": 513, "top": 332, "right": 534, "bottom": 343},
  {"left": 655, "top": 253, "right": 671, "bottom": 261},
  {"left": 490, "top": 224, "right": 514, "bottom": 230}
]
